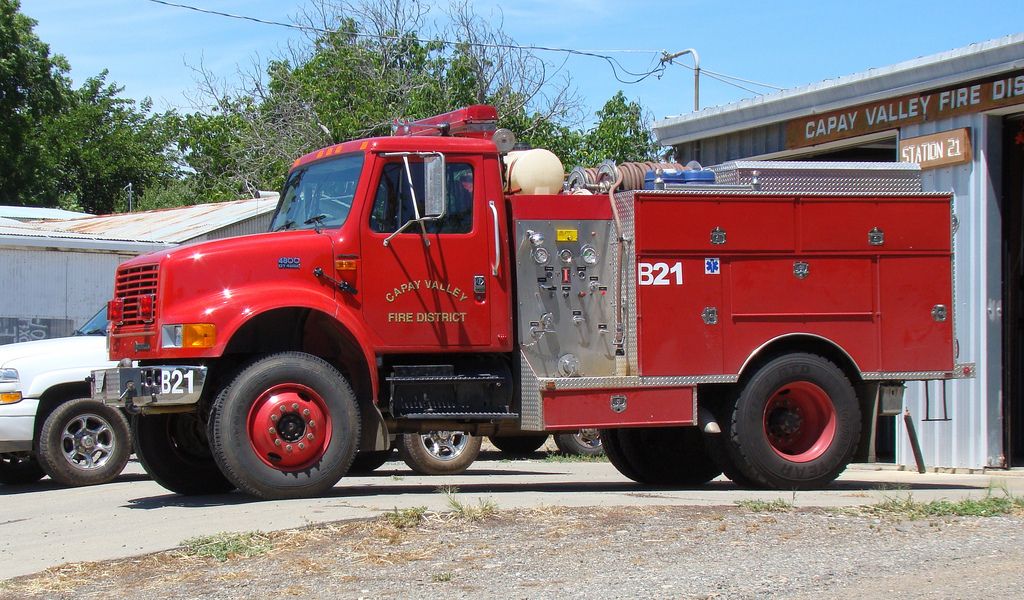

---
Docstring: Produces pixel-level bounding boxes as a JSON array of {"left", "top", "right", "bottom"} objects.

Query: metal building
[
  {"left": 0, "top": 196, "right": 277, "bottom": 344},
  {"left": 653, "top": 34, "right": 1024, "bottom": 472}
]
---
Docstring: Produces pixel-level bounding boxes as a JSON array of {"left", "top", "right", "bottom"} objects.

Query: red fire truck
[{"left": 92, "top": 105, "right": 969, "bottom": 499}]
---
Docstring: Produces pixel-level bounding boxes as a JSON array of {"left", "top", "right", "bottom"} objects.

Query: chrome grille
[{"left": 115, "top": 264, "right": 158, "bottom": 326}]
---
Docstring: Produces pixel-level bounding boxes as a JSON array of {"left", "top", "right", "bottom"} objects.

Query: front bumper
[
  {"left": 0, "top": 398, "right": 39, "bottom": 452},
  {"left": 92, "top": 366, "right": 208, "bottom": 409}
]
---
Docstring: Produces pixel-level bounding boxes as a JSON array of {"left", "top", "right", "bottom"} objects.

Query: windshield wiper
[
  {"left": 273, "top": 219, "right": 296, "bottom": 232},
  {"left": 304, "top": 213, "right": 328, "bottom": 233}
]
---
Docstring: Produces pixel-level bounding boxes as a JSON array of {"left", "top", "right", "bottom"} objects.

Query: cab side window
[{"left": 369, "top": 162, "right": 474, "bottom": 234}]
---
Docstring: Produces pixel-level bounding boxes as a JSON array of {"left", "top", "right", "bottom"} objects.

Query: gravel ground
[{"left": 4, "top": 502, "right": 1022, "bottom": 599}]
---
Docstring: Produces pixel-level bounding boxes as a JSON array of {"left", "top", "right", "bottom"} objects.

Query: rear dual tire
[
  {"left": 717, "top": 353, "right": 861, "bottom": 490},
  {"left": 600, "top": 427, "right": 722, "bottom": 485},
  {"left": 488, "top": 434, "right": 548, "bottom": 455}
]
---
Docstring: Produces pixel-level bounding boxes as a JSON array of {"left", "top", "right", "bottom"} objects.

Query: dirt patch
[{"left": 3, "top": 504, "right": 1022, "bottom": 599}]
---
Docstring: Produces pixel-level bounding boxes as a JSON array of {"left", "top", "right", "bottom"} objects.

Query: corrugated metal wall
[
  {"left": 677, "top": 123, "right": 788, "bottom": 165},
  {"left": 0, "top": 248, "right": 135, "bottom": 342},
  {"left": 895, "top": 113, "right": 1005, "bottom": 469}
]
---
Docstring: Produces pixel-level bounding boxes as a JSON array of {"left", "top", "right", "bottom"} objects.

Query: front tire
[
  {"left": 37, "top": 398, "right": 131, "bottom": 487},
  {"left": 399, "top": 431, "right": 481, "bottom": 475},
  {"left": 133, "top": 412, "right": 236, "bottom": 495},
  {"left": 725, "top": 353, "right": 861, "bottom": 490},
  {"left": 209, "top": 352, "right": 360, "bottom": 500}
]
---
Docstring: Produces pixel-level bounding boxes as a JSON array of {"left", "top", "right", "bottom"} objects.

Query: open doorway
[{"left": 1003, "top": 114, "right": 1024, "bottom": 467}]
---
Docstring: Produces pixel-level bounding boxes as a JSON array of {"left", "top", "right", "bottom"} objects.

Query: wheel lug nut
[
  {"left": 298, "top": 443, "right": 305, "bottom": 450},
  {"left": 271, "top": 414, "right": 279, "bottom": 422},
  {"left": 268, "top": 427, "right": 276, "bottom": 435},
  {"left": 309, "top": 420, "right": 316, "bottom": 428},
  {"left": 280, "top": 405, "right": 287, "bottom": 413},
  {"left": 274, "top": 439, "right": 282, "bottom": 446},
  {"left": 292, "top": 403, "right": 299, "bottom": 410},
  {"left": 303, "top": 409, "right": 310, "bottom": 417},
  {"left": 286, "top": 444, "right": 293, "bottom": 452},
  {"left": 306, "top": 433, "right": 314, "bottom": 441}
]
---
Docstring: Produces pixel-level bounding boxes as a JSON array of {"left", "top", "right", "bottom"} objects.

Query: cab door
[{"left": 361, "top": 153, "right": 494, "bottom": 349}]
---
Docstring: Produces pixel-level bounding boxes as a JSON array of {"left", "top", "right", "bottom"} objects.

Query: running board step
[
  {"left": 401, "top": 412, "right": 520, "bottom": 420},
  {"left": 387, "top": 364, "right": 514, "bottom": 419}
]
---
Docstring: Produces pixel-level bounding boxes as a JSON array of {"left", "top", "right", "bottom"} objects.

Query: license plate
[{"left": 156, "top": 368, "right": 196, "bottom": 395}]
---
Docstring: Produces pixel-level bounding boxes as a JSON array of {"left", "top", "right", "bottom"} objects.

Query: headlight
[{"left": 0, "top": 369, "right": 21, "bottom": 404}]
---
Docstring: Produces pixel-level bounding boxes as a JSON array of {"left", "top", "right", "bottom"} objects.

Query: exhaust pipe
[{"left": 698, "top": 406, "right": 721, "bottom": 434}]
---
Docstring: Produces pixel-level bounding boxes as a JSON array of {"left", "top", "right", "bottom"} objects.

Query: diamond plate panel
[
  {"left": 614, "top": 191, "right": 639, "bottom": 374},
  {"left": 519, "top": 351, "right": 544, "bottom": 430},
  {"left": 709, "top": 160, "right": 925, "bottom": 194}
]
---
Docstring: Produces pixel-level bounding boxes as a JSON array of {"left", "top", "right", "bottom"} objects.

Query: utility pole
[
  {"left": 661, "top": 49, "right": 700, "bottom": 112},
  {"left": 123, "top": 182, "right": 134, "bottom": 212}
]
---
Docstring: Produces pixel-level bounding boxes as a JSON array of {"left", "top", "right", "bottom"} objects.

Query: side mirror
[{"left": 423, "top": 154, "right": 446, "bottom": 217}]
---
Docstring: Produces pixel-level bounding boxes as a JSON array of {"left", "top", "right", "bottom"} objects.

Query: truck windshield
[
  {"left": 74, "top": 306, "right": 109, "bottom": 336},
  {"left": 271, "top": 152, "right": 365, "bottom": 232}
]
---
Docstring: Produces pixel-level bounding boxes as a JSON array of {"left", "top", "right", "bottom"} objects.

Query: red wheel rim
[
  {"left": 762, "top": 381, "right": 836, "bottom": 463},
  {"left": 247, "top": 383, "right": 332, "bottom": 470}
]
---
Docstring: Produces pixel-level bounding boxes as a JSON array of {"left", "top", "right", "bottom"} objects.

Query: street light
[{"left": 661, "top": 48, "right": 700, "bottom": 112}]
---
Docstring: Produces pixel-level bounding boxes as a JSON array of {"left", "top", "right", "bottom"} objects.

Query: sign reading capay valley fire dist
[{"left": 787, "top": 70, "right": 1024, "bottom": 148}]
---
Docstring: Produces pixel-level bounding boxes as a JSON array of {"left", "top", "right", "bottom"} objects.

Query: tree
[
  {"left": 582, "top": 91, "right": 659, "bottom": 165},
  {"left": 176, "top": 0, "right": 586, "bottom": 198},
  {"left": 0, "top": 0, "right": 69, "bottom": 205},
  {"left": 0, "top": 0, "right": 180, "bottom": 213},
  {"left": 46, "top": 72, "right": 181, "bottom": 214}
]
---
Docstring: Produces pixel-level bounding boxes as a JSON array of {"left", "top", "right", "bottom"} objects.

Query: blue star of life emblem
[{"left": 704, "top": 258, "right": 720, "bottom": 275}]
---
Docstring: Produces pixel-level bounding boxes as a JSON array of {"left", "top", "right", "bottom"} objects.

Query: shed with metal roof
[{"left": 0, "top": 196, "right": 278, "bottom": 344}]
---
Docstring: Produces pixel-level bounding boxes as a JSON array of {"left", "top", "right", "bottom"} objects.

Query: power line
[{"left": 143, "top": 0, "right": 778, "bottom": 95}]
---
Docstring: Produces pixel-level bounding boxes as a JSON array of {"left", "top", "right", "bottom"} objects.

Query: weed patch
[
  {"left": 383, "top": 506, "right": 427, "bottom": 529},
  {"left": 862, "top": 492, "right": 1024, "bottom": 520},
  {"left": 542, "top": 453, "right": 608, "bottom": 463},
  {"left": 179, "top": 531, "right": 273, "bottom": 561},
  {"left": 735, "top": 498, "right": 794, "bottom": 513}
]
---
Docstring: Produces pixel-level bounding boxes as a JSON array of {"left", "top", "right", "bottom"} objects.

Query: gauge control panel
[{"left": 515, "top": 219, "right": 617, "bottom": 378}]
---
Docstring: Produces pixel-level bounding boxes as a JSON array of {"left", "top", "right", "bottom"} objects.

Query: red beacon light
[{"left": 393, "top": 105, "right": 498, "bottom": 139}]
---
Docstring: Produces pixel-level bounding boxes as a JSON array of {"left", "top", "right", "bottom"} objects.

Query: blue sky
[{"left": 19, "top": 0, "right": 1024, "bottom": 127}]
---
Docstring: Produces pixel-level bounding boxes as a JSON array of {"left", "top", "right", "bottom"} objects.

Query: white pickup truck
[{"left": 0, "top": 308, "right": 130, "bottom": 486}]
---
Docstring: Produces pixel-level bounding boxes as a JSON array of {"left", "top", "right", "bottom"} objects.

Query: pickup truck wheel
[
  {"left": 133, "top": 412, "right": 236, "bottom": 495},
  {"left": 553, "top": 429, "right": 603, "bottom": 456},
  {"left": 209, "top": 352, "right": 360, "bottom": 500},
  {"left": 398, "top": 431, "right": 481, "bottom": 475},
  {"left": 616, "top": 427, "right": 722, "bottom": 485},
  {"left": 725, "top": 353, "right": 860, "bottom": 490},
  {"left": 0, "top": 453, "right": 45, "bottom": 484},
  {"left": 487, "top": 434, "right": 548, "bottom": 455},
  {"left": 37, "top": 398, "right": 130, "bottom": 487},
  {"left": 348, "top": 449, "right": 395, "bottom": 474}
]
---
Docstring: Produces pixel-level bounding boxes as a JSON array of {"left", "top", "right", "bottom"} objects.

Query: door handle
[{"left": 488, "top": 200, "right": 500, "bottom": 276}]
